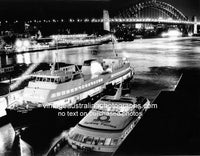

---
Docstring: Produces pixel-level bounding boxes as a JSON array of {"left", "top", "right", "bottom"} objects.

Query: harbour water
[{"left": 1, "top": 37, "right": 200, "bottom": 155}]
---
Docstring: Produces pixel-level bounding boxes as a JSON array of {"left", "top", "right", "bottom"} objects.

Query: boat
[
  {"left": 8, "top": 57, "right": 133, "bottom": 109},
  {"left": 64, "top": 85, "right": 150, "bottom": 154},
  {"left": 6, "top": 55, "right": 134, "bottom": 128}
]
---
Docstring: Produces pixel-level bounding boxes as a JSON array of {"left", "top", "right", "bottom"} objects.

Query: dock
[{"left": 115, "top": 68, "right": 200, "bottom": 155}]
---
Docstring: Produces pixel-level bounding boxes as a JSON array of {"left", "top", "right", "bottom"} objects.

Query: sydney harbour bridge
[{"left": 65, "top": 0, "right": 199, "bottom": 34}]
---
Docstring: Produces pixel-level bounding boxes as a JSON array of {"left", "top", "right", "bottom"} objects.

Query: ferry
[
  {"left": 6, "top": 56, "right": 134, "bottom": 114},
  {"left": 66, "top": 86, "right": 150, "bottom": 153}
]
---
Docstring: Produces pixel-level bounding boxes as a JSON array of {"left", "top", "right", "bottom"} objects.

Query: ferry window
[
  {"left": 104, "top": 138, "right": 112, "bottom": 146},
  {"left": 47, "top": 78, "right": 51, "bottom": 82},
  {"left": 55, "top": 79, "right": 59, "bottom": 83},
  {"left": 79, "top": 86, "right": 82, "bottom": 90},
  {"left": 43, "top": 78, "right": 47, "bottom": 82},
  {"left": 61, "top": 91, "right": 65, "bottom": 95},
  {"left": 66, "top": 90, "right": 70, "bottom": 94},
  {"left": 77, "top": 134, "right": 84, "bottom": 142},
  {"left": 32, "top": 77, "right": 36, "bottom": 81},
  {"left": 57, "top": 92, "right": 61, "bottom": 97},
  {"left": 69, "top": 133, "right": 74, "bottom": 139},
  {"left": 92, "top": 137, "right": 99, "bottom": 145},
  {"left": 82, "top": 85, "right": 84, "bottom": 89},
  {"left": 110, "top": 138, "right": 118, "bottom": 146},
  {"left": 75, "top": 88, "right": 78, "bottom": 91},
  {"left": 98, "top": 138, "right": 106, "bottom": 146},
  {"left": 88, "top": 83, "right": 90, "bottom": 87},
  {"left": 81, "top": 136, "right": 87, "bottom": 143},
  {"left": 71, "top": 89, "right": 74, "bottom": 92},
  {"left": 51, "top": 94, "right": 56, "bottom": 98},
  {"left": 85, "top": 84, "right": 88, "bottom": 88},
  {"left": 73, "top": 134, "right": 79, "bottom": 141},
  {"left": 39, "top": 77, "right": 43, "bottom": 81},
  {"left": 85, "top": 136, "right": 94, "bottom": 144}
]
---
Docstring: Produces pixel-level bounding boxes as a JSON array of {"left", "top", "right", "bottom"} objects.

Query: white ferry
[
  {"left": 66, "top": 88, "right": 150, "bottom": 153},
  {"left": 7, "top": 57, "right": 134, "bottom": 111}
]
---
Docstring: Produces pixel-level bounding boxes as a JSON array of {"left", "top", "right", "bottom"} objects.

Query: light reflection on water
[
  {"left": 16, "top": 47, "right": 94, "bottom": 65},
  {"left": 8, "top": 37, "right": 200, "bottom": 155},
  {"left": 16, "top": 37, "right": 200, "bottom": 72}
]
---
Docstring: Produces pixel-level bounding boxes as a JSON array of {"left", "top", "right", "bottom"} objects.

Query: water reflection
[
  {"left": 15, "top": 37, "right": 200, "bottom": 72},
  {"left": 16, "top": 47, "right": 95, "bottom": 65}
]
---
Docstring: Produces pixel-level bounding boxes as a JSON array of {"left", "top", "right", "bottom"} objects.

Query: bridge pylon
[
  {"left": 193, "top": 16, "right": 198, "bottom": 34},
  {"left": 103, "top": 10, "right": 110, "bottom": 31}
]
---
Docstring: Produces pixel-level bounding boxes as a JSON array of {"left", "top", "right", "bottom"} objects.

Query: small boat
[{"left": 66, "top": 84, "right": 150, "bottom": 154}]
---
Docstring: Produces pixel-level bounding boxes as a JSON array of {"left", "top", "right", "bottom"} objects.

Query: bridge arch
[{"left": 118, "top": 0, "right": 187, "bottom": 21}]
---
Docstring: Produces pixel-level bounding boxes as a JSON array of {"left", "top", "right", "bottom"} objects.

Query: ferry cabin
[
  {"left": 22, "top": 58, "right": 133, "bottom": 109},
  {"left": 67, "top": 96, "right": 150, "bottom": 153}
]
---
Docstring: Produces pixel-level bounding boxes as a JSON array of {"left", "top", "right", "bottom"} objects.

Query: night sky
[{"left": 0, "top": 0, "right": 199, "bottom": 20}]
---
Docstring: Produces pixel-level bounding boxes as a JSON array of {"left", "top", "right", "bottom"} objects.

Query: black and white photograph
[{"left": 0, "top": 0, "right": 200, "bottom": 155}]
